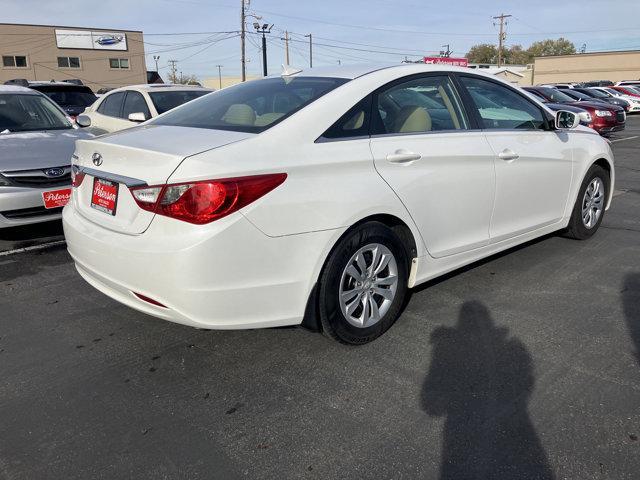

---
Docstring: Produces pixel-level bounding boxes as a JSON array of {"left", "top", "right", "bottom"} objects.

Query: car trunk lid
[{"left": 71, "top": 125, "right": 254, "bottom": 234}]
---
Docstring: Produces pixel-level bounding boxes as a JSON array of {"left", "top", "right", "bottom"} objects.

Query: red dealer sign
[{"left": 423, "top": 57, "right": 469, "bottom": 67}]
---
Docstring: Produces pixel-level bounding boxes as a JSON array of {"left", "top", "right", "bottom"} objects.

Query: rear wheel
[
  {"left": 318, "top": 222, "right": 408, "bottom": 345},
  {"left": 564, "top": 164, "right": 609, "bottom": 240}
]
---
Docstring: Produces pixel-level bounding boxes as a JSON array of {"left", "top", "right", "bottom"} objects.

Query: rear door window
[
  {"left": 122, "top": 91, "right": 150, "bottom": 120},
  {"left": 373, "top": 75, "right": 469, "bottom": 135},
  {"left": 97, "top": 92, "right": 125, "bottom": 118}
]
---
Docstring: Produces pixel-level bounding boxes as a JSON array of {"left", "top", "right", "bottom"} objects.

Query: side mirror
[
  {"left": 128, "top": 112, "right": 147, "bottom": 122},
  {"left": 76, "top": 114, "right": 91, "bottom": 128},
  {"left": 555, "top": 110, "right": 580, "bottom": 129}
]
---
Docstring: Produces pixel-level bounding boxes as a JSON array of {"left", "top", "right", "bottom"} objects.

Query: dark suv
[{"left": 4, "top": 79, "right": 98, "bottom": 119}]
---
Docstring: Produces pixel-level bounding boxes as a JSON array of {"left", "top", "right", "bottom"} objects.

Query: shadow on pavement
[
  {"left": 421, "top": 300, "right": 555, "bottom": 480},
  {"left": 0, "top": 219, "right": 63, "bottom": 242},
  {"left": 623, "top": 273, "right": 640, "bottom": 366}
]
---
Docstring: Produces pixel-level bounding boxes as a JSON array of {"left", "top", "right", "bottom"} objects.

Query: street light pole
[
  {"left": 254, "top": 23, "right": 273, "bottom": 77},
  {"left": 153, "top": 55, "right": 160, "bottom": 71}
]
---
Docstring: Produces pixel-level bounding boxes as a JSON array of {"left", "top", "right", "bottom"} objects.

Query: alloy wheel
[
  {"left": 338, "top": 243, "right": 399, "bottom": 329},
  {"left": 581, "top": 177, "right": 605, "bottom": 229}
]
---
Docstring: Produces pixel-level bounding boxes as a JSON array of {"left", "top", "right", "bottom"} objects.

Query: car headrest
[
  {"left": 394, "top": 106, "right": 432, "bottom": 133},
  {"left": 222, "top": 104, "right": 256, "bottom": 126}
]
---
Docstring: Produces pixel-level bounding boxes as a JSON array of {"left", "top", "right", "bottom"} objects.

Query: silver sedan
[{"left": 0, "top": 85, "right": 93, "bottom": 228}]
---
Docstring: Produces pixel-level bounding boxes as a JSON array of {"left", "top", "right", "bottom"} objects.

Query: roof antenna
[{"left": 281, "top": 64, "right": 302, "bottom": 82}]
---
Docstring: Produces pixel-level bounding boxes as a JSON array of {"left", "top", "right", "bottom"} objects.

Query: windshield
[
  {"left": 538, "top": 87, "right": 575, "bottom": 103},
  {"left": 0, "top": 93, "right": 72, "bottom": 132},
  {"left": 33, "top": 86, "right": 97, "bottom": 107},
  {"left": 627, "top": 86, "right": 640, "bottom": 95},
  {"left": 525, "top": 89, "right": 548, "bottom": 102},
  {"left": 605, "top": 88, "right": 621, "bottom": 96},
  {"left": 152, "top": 76, "right": 349, "bottom": 133},
  {"left": 149, "top": 90, "right": 211, "bottom": 115},
  {"left": 584, "top": 89, "right": 608, "bottom": 98}
]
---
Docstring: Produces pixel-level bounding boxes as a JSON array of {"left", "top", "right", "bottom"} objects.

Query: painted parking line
[
  {"left": 610, "top": 135, "right": 639, "bottom": 143},
  {"left": 0, "top": 240, "right": 66, "bottom": 257}
]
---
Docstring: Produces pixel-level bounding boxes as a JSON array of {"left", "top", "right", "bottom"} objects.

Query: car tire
[
  {"left": 564, "top": 164, "right": 609, "bottom": 240},
  {"left": 318, "top": 221, "right": 409, "bottom": 345}
]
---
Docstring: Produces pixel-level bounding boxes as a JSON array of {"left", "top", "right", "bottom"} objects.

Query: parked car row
[{"left": 524, "top": 86, "right": 626, "bottom": 135}]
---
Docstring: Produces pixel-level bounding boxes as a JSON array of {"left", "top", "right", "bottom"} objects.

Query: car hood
[
  {"left": 568, "top": 100, "right": 620, "bottom": 111},
  {"left": 0, "top": 129, "right": 94, "bottom": 172}
]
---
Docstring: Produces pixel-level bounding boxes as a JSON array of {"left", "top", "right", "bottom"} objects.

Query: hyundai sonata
[{"left": 63, "top": 64, "right": 614, "bottom": 344}]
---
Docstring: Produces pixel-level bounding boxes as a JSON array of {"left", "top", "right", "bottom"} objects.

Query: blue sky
[{"left": 4, "top": 0, "right": 640, "bottom": 80}]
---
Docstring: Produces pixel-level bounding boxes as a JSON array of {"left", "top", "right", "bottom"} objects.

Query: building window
[
  {"left": 109, "top": 58, "right": 130, "bottom": 69},
  {"left": 2, "top": 55, "right": 28, "bottom": 68},
  {"left": 57, "top": 56, "right": 81, "bottom": 69}
]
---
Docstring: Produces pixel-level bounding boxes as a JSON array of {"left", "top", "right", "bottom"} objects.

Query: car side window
[
  {"left": 372, "top": 75, "right": 469, "bottom": 135},
  {"left": 321, "top": 96, "right": 371, "bottom": 140},
  {"left": 459, "top": 76, "right": 545, "bottom": 130},
  {"left": 122, "top": 91, "right": 150, "bottom": 120},
  {"left": 97, "top": 92, "right": 125, "bottom": 118}
]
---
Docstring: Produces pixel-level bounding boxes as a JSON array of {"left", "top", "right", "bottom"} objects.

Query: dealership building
[
  {"left": 0, "top": 23, "right": 147, "bottom": 91},
  {"left": 533, "top": 50, "right": 640, "bottom": 85}
]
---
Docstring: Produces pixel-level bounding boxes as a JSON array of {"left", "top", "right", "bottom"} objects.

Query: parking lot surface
[{"left": 1, "top": 119, "right": 639, "bottom": 479}]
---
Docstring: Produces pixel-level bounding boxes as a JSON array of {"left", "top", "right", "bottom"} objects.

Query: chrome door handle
[
  {"left": 498, "top": 149, "right": 519, "bottom": 161},
  {"left": 386, "top": 150, "right": 422, "bottom": 164}
]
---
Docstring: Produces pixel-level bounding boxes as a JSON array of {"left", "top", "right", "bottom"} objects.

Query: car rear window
[
  {"left": 149, "top": 90, "right": 211, "bottom": 115},
  {"left": 30, "top": 85, "right": 97, "bottom": 108},
  {"left": 152, "top": 76, "right": 349, "bottom": 133}
]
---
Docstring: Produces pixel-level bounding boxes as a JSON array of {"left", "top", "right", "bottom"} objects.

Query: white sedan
[
  {"left": 76, "top": 84, "right": 212, "bottom": 134},
  {"left": 63, "top": 64, "right": 614, "bottom": 344}
]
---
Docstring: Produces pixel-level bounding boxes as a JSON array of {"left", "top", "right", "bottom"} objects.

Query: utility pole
[
  {"left": 254, "top": 23, "right": 273, "bottom": 77},
  {"left": 240, "top": 0, "right": 248, "bottom": 81},
  {"left": 440, "top": 44, "right": 451, "bottom": 57},
  {"left": 493, "top": 13, "right": 511, "bottom": 67},
  {"left": 284, "top": 30, "right": 290, "bottom": 65},
  {"left": 216, "top": 64, "right": 223, "bottom": 89},
  {"left": 168, "top": 59, "right": 178, "bottom": 83},
  {"left": 153, "top": 55, "right": 160, "bottom": 71},
  {"left": 304, "top": 33, "right": 313, "bottom": 68}
]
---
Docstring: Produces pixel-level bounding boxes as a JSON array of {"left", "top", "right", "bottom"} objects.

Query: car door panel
[
  {"left": 371, "top": 132, "right": 496, "bottom": 257},
  {"left": 457, "top": 75, "right": 573, "bottom": 243},
  {"left": 368, "top": 74, "right": 496, "bottom": 259},
  {"left": 483, "top": 130, "right": 573, "bottom": 242}
]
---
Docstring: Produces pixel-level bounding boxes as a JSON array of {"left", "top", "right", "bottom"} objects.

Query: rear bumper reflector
[{"left": 133, "top": 292, "right": 167, "bottom": 308}]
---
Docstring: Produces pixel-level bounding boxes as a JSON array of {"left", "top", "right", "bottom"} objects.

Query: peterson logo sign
[
  {"left": 423, "top": 57, "right": 469, "bottom": 67},
  {"left": 42, "top": 188, "right": 72, "bottom": 209}
]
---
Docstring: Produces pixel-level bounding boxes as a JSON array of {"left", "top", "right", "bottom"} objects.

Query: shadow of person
[
  {"left": 623, "top": 273, "right": 640, "bottom": 366},
  {"left": 421, "top": 301, "right": 554, "bottom": 480}
]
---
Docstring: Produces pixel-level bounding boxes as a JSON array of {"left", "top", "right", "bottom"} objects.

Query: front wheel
[
  {"left": 318, "top": 222, "right": 408, "bottom": 345},
  {"left": 564, "top": 164, "right": 609, "bottom": 240}
]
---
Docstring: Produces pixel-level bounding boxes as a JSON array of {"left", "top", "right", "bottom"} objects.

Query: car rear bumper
[
  {"left": 0, "top": 186, "right": 67, "bottom": 228},
  {"left": 63, "top": 205, "right": 340, "bottom": 329}
]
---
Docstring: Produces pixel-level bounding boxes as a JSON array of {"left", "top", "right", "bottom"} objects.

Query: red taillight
[
  {"left": 129, "top": 173, "right": 287, "bottom": 224},
  {"left": 71, "top": 168, "right": 85, "bottom": 188}
]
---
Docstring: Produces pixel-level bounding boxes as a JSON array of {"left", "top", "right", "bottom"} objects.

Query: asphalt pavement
[{"left": 1, "top": 119, "right": 639, "bottom": 479}]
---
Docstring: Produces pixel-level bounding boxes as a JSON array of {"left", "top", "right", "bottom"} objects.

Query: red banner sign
[
  {"left": 42, "top": 188, "right": 71, "bottom": 209},
  {"left": 423, "top": 57, "right": 469, "bottom": 67}
]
